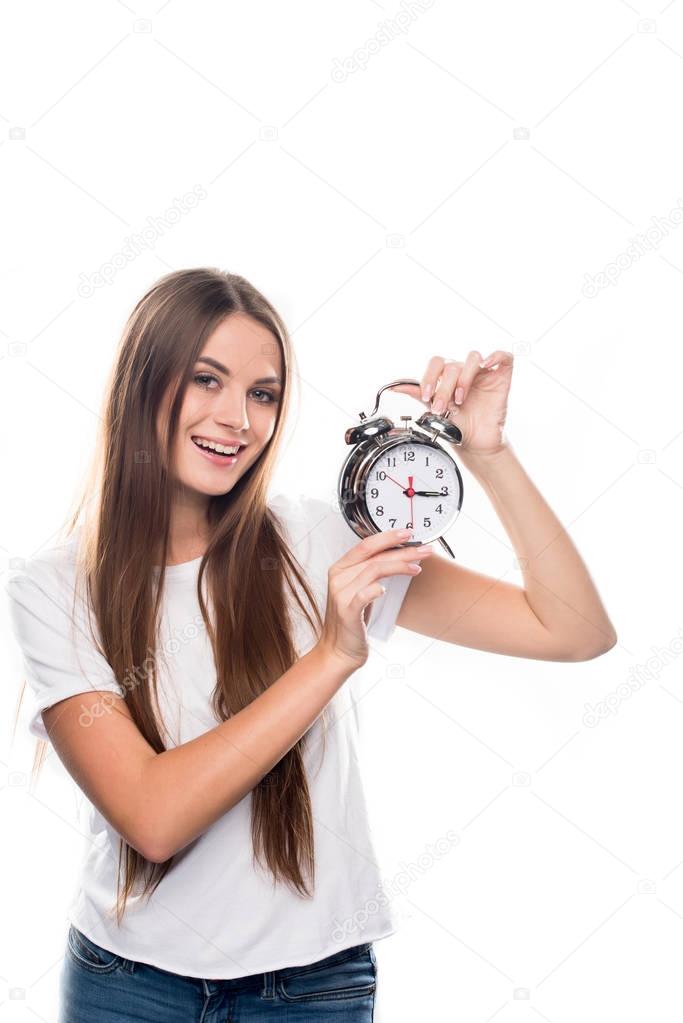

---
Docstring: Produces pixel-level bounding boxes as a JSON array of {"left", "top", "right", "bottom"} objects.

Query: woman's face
[{"left": 159, "top": 313, "right": 283, "bottom": 501}]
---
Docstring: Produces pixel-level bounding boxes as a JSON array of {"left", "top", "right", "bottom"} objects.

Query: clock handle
[
  {"left": 364, "top": 378, "right": 421, "bottom": 418},
  {"left": 362, "top": 377, "right": 463, "bottom": 446}
]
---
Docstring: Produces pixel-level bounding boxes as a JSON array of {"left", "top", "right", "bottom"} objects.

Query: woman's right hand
[{"left": 317, "top": 528, "right": 434, "bottom": 672}]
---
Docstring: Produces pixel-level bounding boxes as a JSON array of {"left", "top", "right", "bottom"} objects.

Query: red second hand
[{"left": 383, "top": 471, "right": 416, "bottom": 531}]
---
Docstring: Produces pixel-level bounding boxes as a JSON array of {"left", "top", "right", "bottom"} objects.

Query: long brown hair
[{"left": 13, "top": 267, "right": 328, "bottom": 923}]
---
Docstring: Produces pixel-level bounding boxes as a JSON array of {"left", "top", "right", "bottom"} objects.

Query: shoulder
[
  {"left": 3, "top": 528, "right": 82, "bottom": 615},
  {"left": 2, "top": 528, "right": 123, "bottom": 742}
]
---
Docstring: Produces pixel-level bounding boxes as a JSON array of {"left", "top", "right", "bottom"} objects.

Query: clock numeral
[
  {"left": 375, "top": 505, "right": 384, "bottom": 516},
  {"left": 403, "top": 450, "right": 415, "bottom": 461},
  {"left": 436, "top": 503, "right": 443, "bottom": 513},
  {"left": 435, "top": 468, "right": 444, "bottom": 478},
  {"left": 389, "top": 518, "right": 397, "bottom": 527},
  {"left": 376, "top": 471, "right": 387, "bottom": 480},
  {"left": 370, "top": 487, "right": 379, "bottom": 498},
  {"left": 440, "top": 486, "right": 449, "bottom": 495},
  {"left": 406, "top": 521, "right": 413, "bottom": 529},
  {"left": 423, "top": 517, "right": 431, "bottom": 528},
  {"left": 425, "top": 456, "right": 430, "bottom": 466}
]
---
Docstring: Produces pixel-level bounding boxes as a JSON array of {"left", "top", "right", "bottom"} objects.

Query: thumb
[{"left": 387, "top": 382, "right": 422, "bottom": 398}]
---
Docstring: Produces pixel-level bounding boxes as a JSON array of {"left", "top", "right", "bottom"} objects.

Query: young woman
[{"left": 5, "top": 267, "right": 617, "bottom": 1021}]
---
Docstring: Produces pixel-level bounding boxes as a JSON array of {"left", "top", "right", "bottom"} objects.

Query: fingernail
[
  {"left": 422, "top": 384, "right": 432, "bottom": 402},
  {"left": 432, "top": 398, "right": 444, "bottom": 414},
  {"left": 408, "top": 563, "right": 422, "bottom": 571},
  {"left": 455, "top": 387, "right": 464, "bottom": 404}
]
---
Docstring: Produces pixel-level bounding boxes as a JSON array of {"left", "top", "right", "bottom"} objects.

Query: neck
[{"left": 163, "top": 489, "right": 211, "bottom": 565}]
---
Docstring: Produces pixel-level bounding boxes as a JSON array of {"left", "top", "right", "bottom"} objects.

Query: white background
[{"left": 1, "top": 1, "right": 682, "bottom": 1020}]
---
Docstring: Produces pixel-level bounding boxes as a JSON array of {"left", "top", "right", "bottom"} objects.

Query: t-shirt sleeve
[
  {"left": 3, "top": 565, "right": 126, "bottom": 742},
  {"left": 271, "top": 491, "right": 414, "bottom": 644}
]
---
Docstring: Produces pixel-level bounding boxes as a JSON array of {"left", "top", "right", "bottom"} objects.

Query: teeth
[{"left": 193, "top": 437, "right": 239, "bottom": 455}]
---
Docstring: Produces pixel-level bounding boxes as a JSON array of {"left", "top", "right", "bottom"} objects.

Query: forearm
[
  {"left": 458, "top": 441, "right": 617, "bottom": 653},
  {"left": 137, "top": 643, "right": 352, "bottom": 862}
]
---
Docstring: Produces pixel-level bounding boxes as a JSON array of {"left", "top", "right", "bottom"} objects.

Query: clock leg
[{"left": 438, "top": 535, "right": 456, "bottom": 559}]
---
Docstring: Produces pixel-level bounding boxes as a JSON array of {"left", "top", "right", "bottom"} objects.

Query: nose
[{"left": 214, "top": 384, "right": 250, "bottom": 435}]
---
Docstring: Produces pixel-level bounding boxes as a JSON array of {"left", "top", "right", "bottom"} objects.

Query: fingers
[
  {"left": 480, "top": 350, "right": 513, "bottom": 369},
  {"left": 429, "top": 361, "right": 462, "bottom": 415},
  {"left": 335, "top": 552, "right": 431, "bottom": 611},
  {"left": 354, "top": 580, "right": 388, "bottom": 607},
  {"left": 420, "top": 355, "right": 446, "bottom": 402},
  {"left": 446, "top": 350, "right": 483, "bottom": 408},
  {"left": 321, "top": 529, "right": 434, "bottom": 670},
  {"left": 333, "top": 527, "right": 417, "bottom": 571},
  {"left": 421, "top": 349, "right": 511, "bottom": 414},
  {"left": 356, "top": 552, "right": 430, "bottom": 588},
  {"left": 335, "top": 540, "right": 433, "bottom": 582}
]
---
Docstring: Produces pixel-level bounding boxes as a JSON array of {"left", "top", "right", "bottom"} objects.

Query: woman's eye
[
  {"left": 252, "top": 389, "right": 278, "bottom": 404},
  {"left": 194, "top": 373, "right": 218, "bottom": 389},
  {"left": 193, "top": 375, "right": 278, "bottom": 404}
]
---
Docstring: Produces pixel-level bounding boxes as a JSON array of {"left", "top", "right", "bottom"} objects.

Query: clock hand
[
  {"left": 381, "top": 470, "right": 426, "bottom": 527},
  {"left": 382, "top": 472, "right": 439, "bottom": 516}
]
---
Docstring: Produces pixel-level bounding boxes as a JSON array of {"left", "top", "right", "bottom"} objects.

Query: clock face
[{"left": 364, "top": 440, "right": 461, "bottom": 542}]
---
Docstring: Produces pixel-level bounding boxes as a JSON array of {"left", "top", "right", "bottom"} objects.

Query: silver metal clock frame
[{"left": 337, "top": 378, "right": 464, "bottom": 559}]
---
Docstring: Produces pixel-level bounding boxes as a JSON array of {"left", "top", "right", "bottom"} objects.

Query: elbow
[
  {"left": 130, "top": 804, "right": 174, "bottom": 864},
  {"left": 136, "top": 829, "right": 173, "bottom": 865},
  {"left": 144, "top": 846, "right": 173, "bottom": 866},
  {"left": 125, "top": 822, "right": 165, "bottom": 864},
  {"left": 568, "top": 628, "right": 618, "bottom": 662},
  {"left": 129, "top": 761, "right": 177, "bottom": 864},
  {"left": 108, "top": 822, "right": 168, "bottom": 865}
]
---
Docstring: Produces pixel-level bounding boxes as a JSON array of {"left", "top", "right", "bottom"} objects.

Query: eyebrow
[{"left": 196, "top": 356, "right": 282, "bottom": 386}]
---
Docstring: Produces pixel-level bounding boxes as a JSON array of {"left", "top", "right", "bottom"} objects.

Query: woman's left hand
[{"left": 388, "top": 350, "right": 514, "bottom": 456}]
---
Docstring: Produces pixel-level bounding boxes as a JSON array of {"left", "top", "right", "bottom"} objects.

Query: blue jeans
[{"left": 59, "top": 924, "right": 377, "bottom": 1021}]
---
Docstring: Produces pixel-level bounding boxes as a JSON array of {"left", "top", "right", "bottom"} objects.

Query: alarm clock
[{"left": 337, "top": 378, "right": 464, "bottom": 558}]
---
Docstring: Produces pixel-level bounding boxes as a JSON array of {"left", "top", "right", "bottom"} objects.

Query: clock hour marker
[{"left": 366, "top": 441, "right": 460, "bottom": 542}]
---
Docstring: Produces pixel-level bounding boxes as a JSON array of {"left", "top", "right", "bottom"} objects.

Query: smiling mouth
[
  {"left": 190, "top": 437, "right": 244, "bottom": 465},
  {"left": 191, "top": 436, "right": 242, "bottom": 456}
]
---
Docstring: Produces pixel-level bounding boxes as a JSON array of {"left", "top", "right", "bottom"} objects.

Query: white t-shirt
[{"left": 4, "top": 491, "right": 413, "bottom": 979}]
